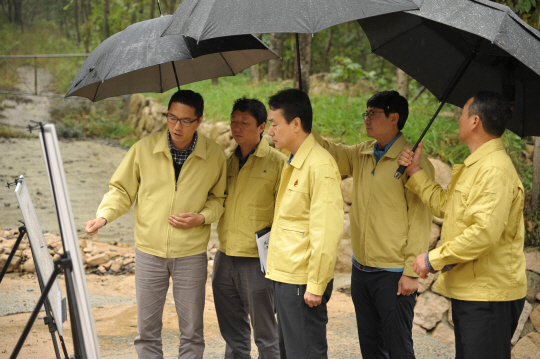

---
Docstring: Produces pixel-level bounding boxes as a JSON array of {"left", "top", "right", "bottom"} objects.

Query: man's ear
[
  {"left": 258, "top": 122, "right": 266, "bottom": 134},
  {"left": 390, "top": 113, "right": 399, "bottom": 126},
  {"left": 470, "top": 115, "right": 482, "bottom": 131},
  {"left": 292, "top": 117, "right": 302, "bottom": 133}
]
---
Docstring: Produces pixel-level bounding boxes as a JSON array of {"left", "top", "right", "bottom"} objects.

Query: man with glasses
[
  {"left": 312, "top": 90, "right": 434, "bottom": 358},
  {"left": 213, "top": 97, "right": 286, "bottom": 358},
  {"left": 85, "top": 90, "right": 227, "bottom": 359}
]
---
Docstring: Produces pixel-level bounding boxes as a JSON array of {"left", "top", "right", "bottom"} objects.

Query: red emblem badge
[{"left": 294, "top": 180, "right": 299, "bottom": 187}]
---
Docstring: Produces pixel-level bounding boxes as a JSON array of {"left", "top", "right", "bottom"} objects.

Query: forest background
[{"left": 1, "top": 0, "right": 540, "bottom": 246}]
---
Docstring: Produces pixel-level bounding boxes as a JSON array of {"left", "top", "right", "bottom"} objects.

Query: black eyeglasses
[
  {"left": 164, "top": 113, "right": 200, "bottom": 127},
  {"left": 362, "top": 110, "right": 385, "bottom": 121}
]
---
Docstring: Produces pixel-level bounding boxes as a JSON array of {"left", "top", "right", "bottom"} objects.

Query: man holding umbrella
[
  {"left": 312, "top": 90, "right": 435, "bottom": 358},
  {"left": 398, "top": 91, "right": 527, "bottom": 358},
  {"left": 85, "top": 90, "right": 227, "bottom": 359}
]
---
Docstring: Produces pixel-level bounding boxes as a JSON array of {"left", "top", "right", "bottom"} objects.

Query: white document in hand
[{"left": 256, "top": 228, "right": 271, "bottom": 274}]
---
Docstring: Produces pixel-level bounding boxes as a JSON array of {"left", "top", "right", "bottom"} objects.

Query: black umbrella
[
  {"left": 357, "top": 0, "right": 540, "bottom": 178},
  {"left": 161, "top": 0, "right": 420, "bottom": 91},
  {"left": 66, "top": 15, "right": 279, "bottom": 102}
]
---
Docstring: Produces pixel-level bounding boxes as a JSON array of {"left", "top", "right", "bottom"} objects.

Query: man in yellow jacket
[
  {"left": 313, "top": 90, "right": 434, "bottom": 359},
  {"left": 213, "top": 98, "right": 286, "bottom": 358},
  {"left": 399, "top": 91, "right": 527, "bottom": 359},
  {"left": 266, "top": 89, "right": 343, "bottom": 359},
  {"left": 85, "top": 90, "right": 227, "bottom": 359}
]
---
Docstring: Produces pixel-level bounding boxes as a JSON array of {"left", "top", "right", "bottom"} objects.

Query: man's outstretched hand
[{"left": 85, "top": 217, "right": 107, "bottom": 235}]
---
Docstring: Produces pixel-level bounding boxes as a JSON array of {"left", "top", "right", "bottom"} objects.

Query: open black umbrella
[
  {"left": 66, "top": 15, "right": 279, "bottom": 102},
  {"left": 161, "top": 0, "right": 420, "bottom": 91},
  {"left": 357, "top": 0, "right": 540, "bottom": 178}
]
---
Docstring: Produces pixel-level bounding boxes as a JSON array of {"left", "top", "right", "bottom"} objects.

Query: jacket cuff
[
  {"left": 405, "top": 169, "right": 430, "bottom": 193},
  {"left": 96, "top": 210, "right": 114, "bottom": 225},
  {"left": 306, "top": 281, "right": 328, "bottom": 296},
  {"left": 403, "top": 266, "right": 419, "bottom": 278},
  {"left": 427, "top": 248, "right": 445, "bottom": 271},
  {"left": 199, "top": 208, "right": 214, "bottom": 224},
  {"left": 425, "top": 253, "right": 437, "bottom": 273}
]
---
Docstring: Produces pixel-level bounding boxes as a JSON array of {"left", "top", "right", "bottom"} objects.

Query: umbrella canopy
[
  {"left": 358, "top": 0, "right": 540, "bottom": 138},
  {"left": 161, "top": 0, "right": 419, "bottom": 40},
  {"left": 66, "top": 15, "right": 279, "bottom": 102}
]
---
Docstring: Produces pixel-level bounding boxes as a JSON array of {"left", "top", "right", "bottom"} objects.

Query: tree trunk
[
  {"left": 212, "top": 78, "right": 219, "bottom": 85},
  {"left": 250, "top": 34, "right": 262, "bottom": 84},
  {"left": 13, "top": 0, "right": 23, "bottom": 31},
  {"left": 74, "top": 0, "right": 80, "bottom": 43},
  {"left": 103, "top": 0, "right": 110, "bottom": 39},
  {"left": 295, "top": 33, "right": 311, "bottom": 94},
  {"left": 396, "top": 68, "right": 410, "bottom": 99},
  {"left": 268, "top": 33, "right": 284, "bottom": 82},
  {"left": 150, "top": 0, "right": 155, "bottom": 18},
  {"left": 168, "top": 0, "right": 176, "bottom": 15},
  {"left": 321, "top": 28, "right": 333, "bottom": 72}
]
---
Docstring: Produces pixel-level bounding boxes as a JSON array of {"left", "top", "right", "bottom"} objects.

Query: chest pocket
[{"left": 246, "top": 168, "right": 279, "bottom": 213}]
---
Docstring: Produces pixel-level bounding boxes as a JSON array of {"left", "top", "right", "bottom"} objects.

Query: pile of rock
[{"left": 0, "top": 227, "right": 136, "bottom": 276}]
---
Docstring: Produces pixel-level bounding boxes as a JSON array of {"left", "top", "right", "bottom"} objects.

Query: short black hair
[
  {"left": 367, "top": 90, "right": 409, "bottom": 130},
  {"left": 168, "top": 90, "right": 204, "bottom": 118},
  {"left": 268, "top": 89, "right": 312, "bottom": 133},
  {"left": 231, "top": 97, "right": 268, "bottom": 127},
  {"left": 468, "top": 91, "right": 511, "bottom": 137}
]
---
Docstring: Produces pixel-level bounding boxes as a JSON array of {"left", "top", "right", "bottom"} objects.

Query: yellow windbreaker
[
  {"left": 406, "top": 138, "right": 527, "bottom": 301},
  {"left": 313, "top": 130, "right": 434, "bottom": 277},
  {"left": 266, "top": 134, "right": 344, "bottom": 295},
  {"left": 217, "top": 137, "right": 287, "bottom": 257},
  {"left": 97, "top": 130, "right": 227, "bottom": 258}
]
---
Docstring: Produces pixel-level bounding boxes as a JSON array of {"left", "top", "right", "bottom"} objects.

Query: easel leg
[{"left": 0, "top": 226, "right": 27, "bottom": 284}]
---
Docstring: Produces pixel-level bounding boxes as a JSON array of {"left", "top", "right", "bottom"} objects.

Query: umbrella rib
[
  {"left": 92, "top": 81, "right": 101, "bottom": 102},
  {"left": 369, "top": 22, "right": 425, "bottom": 53},
  {"left": 219, "top": 52, "right": 235, "bottom": 75}
]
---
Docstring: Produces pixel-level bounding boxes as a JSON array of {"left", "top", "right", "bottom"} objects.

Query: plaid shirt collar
[{"left": 168, "top": 131, "right": 198, "bottom": 166}]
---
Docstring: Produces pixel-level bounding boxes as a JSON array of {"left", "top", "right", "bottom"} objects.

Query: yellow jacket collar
[
  {"left": 290, "top": 133, "right": 317, "bottom": 169},
  {"left": 253, "top": 137, "right": 271, "bottom": 158},
  {"left": 153, "top": 130, "right": 207, "bottom": 160},
  {"left": 360, "top": 133, "right": 407, "bottom": 159},
  {"left": 464, "top": 138, "right": 504, "bottom": 167}
]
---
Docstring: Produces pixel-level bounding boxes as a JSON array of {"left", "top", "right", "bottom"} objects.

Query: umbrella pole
[
  {"left": 171, "top": 61, "right": 180, "bottom": 91},
  {"left": 394, "top": 50, "right": 479, "bottom": 179},
  {"left": 157, "top": 0, "right": 163, "bottom": 16},
  {"left": 296, "top": 33, "right": 302, "bottom": 92}
]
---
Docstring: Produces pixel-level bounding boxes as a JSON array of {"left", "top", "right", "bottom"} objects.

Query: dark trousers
[
  {"left": 351, "top": 266, "right": 416, "bottom": 359},
  {"left": 274, "top": 279, "right": 333, "bottom": 359},
  {"left": 212, "top": 250, "right": 279, "bottom": 359},
  {"left": 452, "top": 297, "right": 525, "bottom": 359}
]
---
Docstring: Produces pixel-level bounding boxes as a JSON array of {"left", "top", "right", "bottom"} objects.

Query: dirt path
[{"left": 0, "top": 271, "right": 454, "bottom": 359}]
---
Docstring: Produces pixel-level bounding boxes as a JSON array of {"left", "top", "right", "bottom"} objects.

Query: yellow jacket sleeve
[
  {"left": 406, "top": 169, "right": 449, "bottom": 219},
  {"left": 402, "top": 156, "right": 435, "bottom": 277},
  {"left": 199, "top": 152, "right": 227, "bottom": 224},
  {"left": 428, "top": 167, "right": 513, "bottom": 270},
  {"left": 306, "top": 164, "right": 344, "bottom": 295},
  {"left": 97, "top": 145, "right": 140, "bottom": 224},
  {"left": 312, "top": 130, "right": 355, "bottom": 176}
]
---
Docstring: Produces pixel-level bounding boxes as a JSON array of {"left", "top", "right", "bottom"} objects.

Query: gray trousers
[
  {"left": 134, "top": 248, "right": 208, "bottom": 359},
  {"left": 212, "top": 250, "right": 279, "bottom": 359}
]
